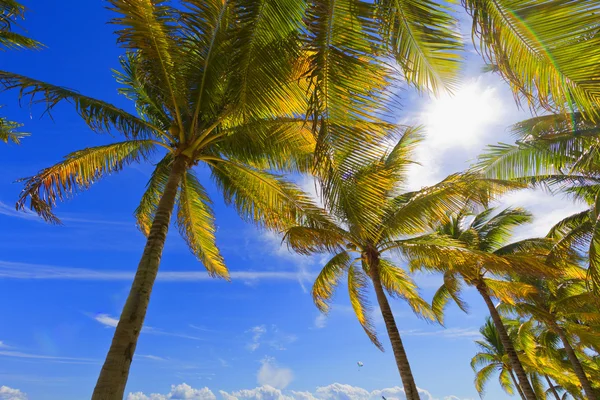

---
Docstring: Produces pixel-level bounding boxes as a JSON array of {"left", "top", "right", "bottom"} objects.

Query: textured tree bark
[
  {"left": 544, "top": 374, "right": 561, "bottom": 400},
  {"left": 91, "top": 156, "right": 188, "bottom": 400},
  {"left": 509, "top": 369, "right": 527, "bottom": 400},
  {"left": 554, "top": 324, "right": 597, "bottom": 400},
  {"left": 476, "top": 282, "right": 538, "bottom": 400},
  {"left": 369, "top": 253, "right": 421, "bottom": 400}
]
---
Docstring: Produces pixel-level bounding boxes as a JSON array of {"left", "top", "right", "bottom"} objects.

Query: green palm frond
[
  {"left": 210, "top": 160, "right": 327, "bottom": 232},
  {"left": 312, "top": 251, "right": 353, "bottom": 313},
  {"left": 0, "top": 0, "right": 42, "bottom": 50},
  {"left": 113, "top": 51, "right": 171, "bottom": 130},
  {"left": 484, "top": 278, "right": 538, "bottom": 306},
  {"left": 473, "top": 363, "right": 498, "bottom": 396},
  {"left": 216, "top": 118, "right": 316, "bottom": 173},
  {"left": 227, "top": 0, "right": 306, "bottom": 119},
  {"left": 0, "top": 71, "right": 162, "bottom": 139},
  {"left": 432, "top": 272, "right": 469, "bottom": 323},
  {"left": 498, "top": 368, "right": 516, "bottom": 396},
  {"left": 348, "top": 264, "right": 383, "bottom": 351},
  {"left": 135, "top": 154, "right": 173, "bottom": 236},
  {"left": 465, "top": 0, "right": 600, "bottom": 118},
  {"left": 177, "top": 170, "right": 228, "bottom": 279},
  {"left": 284, "top": 226, "right": 347, "bottom": 256},
  {"left": 378, "top": 259, "right": 434, "bottom": 320},
  {"left": 17, "top": 140, "right": 156, "bottom": 223},
  {"left": 476, "top": 207, "right": 533, "bottom": 252},
  {"left": 376, "top": 0, "right": 462, "bottom": 92},
  {"left": 0, "top": 114, "right": 26, "bottom": 144},
  {"left": 109, "top": 0, "right": 185, "bottom": 131},
  {"left": 303, "top": 0, "right": 394, "bottom": 173}
]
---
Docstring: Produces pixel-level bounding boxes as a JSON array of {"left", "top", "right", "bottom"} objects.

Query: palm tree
[
  {"left": 0, "top": 0, "right": 41, "bottom": 144},
  {"left": 284, "top": 128, "right": 518, "bottom": 400},
  {"left": 503, "top": 269, "right": 600, "bottom": 399},
  {"left": 417, "top": 207, "right": 563, "bottom": 400},
  {"left": 472, "top": 317, "right": 527, "bottom": 399},
  {"left": 0, "top": 1, "right": 346, "bottom": 398},
  {"left": 476, "top": 112, "right": 600, "bottom": 294}
]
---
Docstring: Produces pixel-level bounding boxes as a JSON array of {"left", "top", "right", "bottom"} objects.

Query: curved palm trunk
[
  {"left": 544, "top": 374, "right": 561, "bottom": 400},
  {"left": 475, "top": 282, "right": 538, "bottom": 400},
  {"left": 553, "top": 324, "right": 597, "bottom": 400},
  {"left": 369, "top": 255, "right": 421, "bottom": 400},
  {"left": 91, "top": 156, "right": 188, "bottom": 400},
  {"left": 509, "top": 369, "right": 527, "bottom": 400}
]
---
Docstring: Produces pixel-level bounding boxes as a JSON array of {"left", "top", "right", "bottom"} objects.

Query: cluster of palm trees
[{"left": 1, "top": 1, "right": 600, "bottom": 399}]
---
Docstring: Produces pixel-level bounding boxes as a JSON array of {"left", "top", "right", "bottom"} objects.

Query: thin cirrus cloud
[
  {"left": 0, "top": 350, "right": 98, "bottom": 365},
  {"left": 0, "top": 260, "right": 310, "bottom": 282},
  {"left": 92, "top": 313, "right": 204, "bottom": 341},
  {"left": 0, "top": 201, "right": 131, "bottom": 227}
]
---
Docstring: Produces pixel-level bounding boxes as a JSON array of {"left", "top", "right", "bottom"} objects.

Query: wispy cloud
[
  {"left": 245, "top": 325, "right": 296, "bottom": 352},
  {"left": 92, "top": 313, "right": 204, "bottom": 341},
  {"left": 0, "top": 261, "right": 311, "bottom": 282},
  {"left": 399, "top": 327, "right": 481, "bottom": 339},
  {"left": 0, "top": 350, "right": 97, "bottom": 364},
  {"left": 313, "top": 314, "right": 327, "bottom": 329},
  {"left": 137, "top": 354, "right": 168, "bottom": 362},
  {"left": 0, "top": 201, "right": 130, "bottom": 227}
]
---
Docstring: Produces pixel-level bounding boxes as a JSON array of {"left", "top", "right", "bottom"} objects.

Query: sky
[{"left": 0, "top": 2, "right": 589, "bottom": 400}]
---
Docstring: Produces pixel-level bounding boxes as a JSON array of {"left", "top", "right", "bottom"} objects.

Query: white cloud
[
  {"left": 92, "top": 314, "right": 203, "bottom": 341},
  {"left": 497, "top": 189, "right": 588, "bottom": 240},
  {"left": 245, "top": 325, "right": 296, "bottom": 352},
  {"left": 0, "top": 261, "right": 307, "bottom": 282},
  {"left": 95, "top": 313, "right": 119, "bottom": 327},
  {"left": 130, "top": 384, "right": 471, "bottom": 400},
  {"left": 0, "top": 386, "right": 28, "bottom": 400},
  {"left": 313, "top": 314, "right": 327, "bottom": 329},
  {"left": 399, "top": 328, "right": 481, "bottom": 340},
  {"left": 0, "top": 350, "right": 96, "bottom": 364},
  {"left": 0, "top": 341, "right": 9, "bottom": 349},
  {"left": 256, "top": 357, "right": 293, "bottom": 390},
  {"left": 127, "top": 384, "right": 216, "bottom": 400}
]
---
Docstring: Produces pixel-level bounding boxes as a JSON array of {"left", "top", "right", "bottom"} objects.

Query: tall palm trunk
[
  {"left": 369, "top": 254, "right": 421, "bottom": 400},
  {"left": 544, "top": 374, "right": 561, "bottom": 400},
  {"left": 475, "top": 281, "right": 538, "bottom": 400},
  {"left": 91, "top": 156, "right": 188, "bottom": 400},
  {"left": 553, "top": 323, "right": 597, "bottom": 400},
  {"left": 509, "top": 369, "right": 527, "bottom": 400}
]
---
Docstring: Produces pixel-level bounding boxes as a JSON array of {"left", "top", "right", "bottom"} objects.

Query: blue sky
[{"left": 0, "top": 2, "right": 588, "bottom": 400}]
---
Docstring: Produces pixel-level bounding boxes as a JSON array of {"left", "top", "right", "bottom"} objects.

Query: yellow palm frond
[
  {"left": 484, "top": 278, "right": 538, "bottom": 306},
  {"left": 0, "top": 71, "right": 162, "bottom": 139},
  {"left": 284, "top": 226, "right": 347, "bottom": 256},
  {"left": 17, "top": 140, "right": 156, "bottom": 223},
  {"left": 177, "top": 170, "right": 228, "bottom": 279},
  {"left": 376, "top": 0, "right": 462, "bottom": 92},
  {"left": 465, "top": 0, "right": 600, "bottom": 118},
  {"left": 378, "top": 259, "right": 435, "bottom": 321},
  {"left": 312, "top": 251, "right": 354, "bottom": 313},
  {"left": 210, "top": 160, "right": 328, "bottom": 232},
  {"left": 348, "top": 264, "right": 383, "bottom": 351},
  {"left": 135, "top": 154, "right": 173, "bottom": 236},
  {"left": 109, "top": 0, "right": 185, "bottom": 130}
]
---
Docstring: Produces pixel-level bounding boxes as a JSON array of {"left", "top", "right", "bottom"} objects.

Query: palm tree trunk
[
  {"left": 509, "top": 370, "right": 527, "bottom": 400},
  {"left": 369, "top": 254, "right": 421, "bottom": 400},
  {"left": 553, "top": 323, "right": 597, "bottom": 400},
  {"left": 475, "top": 282, "right": 538, "bottom": 400},
  {"left": 91, "top": 156, "right": 188, "bottom": 400},
  {"left": 544, "top": 374, "right": 561, "bottom": 400}
]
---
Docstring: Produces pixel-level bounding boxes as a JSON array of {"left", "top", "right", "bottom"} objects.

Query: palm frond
[
  {"left": 0, "top": 71, "right": 162, "bottom": 139},
  {"left": 378, "top": 259, "right": 435, "bottom": 320},
  {"left": 465, "top": 0, "right": 600, "bottom": 118},
  {"left": 135, "top": 154, "right": 173, "bottom": 236},
  {"left": 376, "top": 0, "right": 462, "bottom": 92},
  {"left": 17, "top": 140, "right": 156, "bottom": 223},
  {"left": 284, "top": 226, "right": 347, "bottom": 256},
  {"left": 312, "top": 251, "right": 353, "bottom": 313},
  {"left": 177, "top": 170, "right": 228, "bottom": 279},
  {"left": 109, "top": 0, "right": 185, "bottom": 130},
  {"left": 210, "top": 160, "right": 328, "bottom": 231},
  {"left": 0, "top": 114, "right": 26, "bottom": 144},
  {"left": 348, "top": 264, "right": 383, "bottom": 351},
  {"left": 0, "top": 0, "right": 42, "bottom": 50}
]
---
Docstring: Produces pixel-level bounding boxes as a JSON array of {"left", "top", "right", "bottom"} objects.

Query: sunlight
[{"left": 421, "top": 79, "right": 504, "bottom": 149}]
